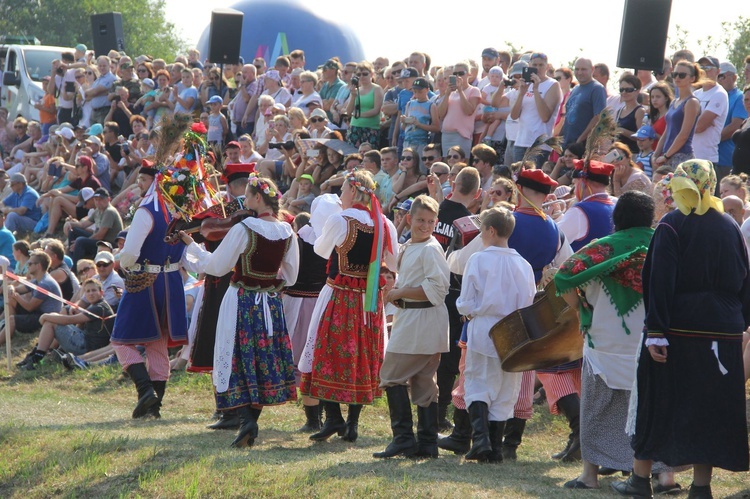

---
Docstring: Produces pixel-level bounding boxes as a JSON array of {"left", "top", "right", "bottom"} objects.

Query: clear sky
[{"left": 165, "top": 0, "right": 738, "bottom": 72}]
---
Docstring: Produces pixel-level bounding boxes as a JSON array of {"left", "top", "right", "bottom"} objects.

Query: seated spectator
[
  {"left": 92, "top": 251, "right": 124, "bottom": 309},
  {"left": 0, "top": 211, "right": 17, "bottom": 268},
  {"left": 292, "top": 70, "right": 324, "bottom": 117},
  {"left": 238, "top": 134, "right": 263, "bottom": 163},
  {"left": 84, "top": 135, "right": 112, "bottom": 192},
  {"left": 12, "top": 240, "right": 30, "bottom": 276},
  {"left": 308, "top": 108, "right": 332, "bottom": 138},
  {"left": 43, "top": 239, "right": 80, "bottom": 301},
  {"left": 18, "top": 278, "right": 114, "bottom": 370},
  {"left": 0, "top": 250, "right": 63, "bottom": 348},
  {"left": 282, "top": 173, "right": 316, "bottom": 214},
  {"left": 69, "top": 188, "right": 124, "bottom": 264},
  {"left": 70, "top": 258, "right": 96, "bottom": 304},
  {"left": 1, "top": 173, "right": 42, "bottom": 234}
]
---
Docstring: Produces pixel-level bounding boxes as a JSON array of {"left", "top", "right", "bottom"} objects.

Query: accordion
[{"left": 452, "top": 214, "right": 482, "bottom": 249}]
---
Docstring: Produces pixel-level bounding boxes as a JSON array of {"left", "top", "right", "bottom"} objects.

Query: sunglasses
[
  {"left": 310, "top": 117, "right": 325, "bottom": 123},
  {"left": 490, "top": 189, "right": 506, "bottom": 195},
  {"left": 28, "top": 261, "right": 39, "bottom": 266},
  {"left": 401, "top": 156, "right": 414, "bottom": 162},
  {"left": 653, "top": 70, "right": 665, "bottom": 76},
  {"left": 718, "top": 73, "right": 727, "bottom": 79},
  {"left": 699, "top": 65, "right": 715, "bottom": 71},
  {"left": 137, "top": 68, "right": 148, "bottom": 73},
  {"left": 531, "top": 53, "right": 548, "bottom": 60},
  {"left": 447, "top": 154, "right": 461, "bottom": 160},
  {"left": 14, "top": 125, "right": 25, "bottom": 129},
  {"left": 553, "top": 76, "right": 562, "bottom": 81},
  {"left": 96, "top": 262, "right": 112, "bottom": 268},
  {"left": 453, "top": 71, "right": 466, "bottom": 76},
  {"left": 671, "top": 71, "right": 691, "bottom": 79},
  {"left": 78, "top": 267, "right": 93, "bottom": 273},
  {"left": 619, "top": 87, "right": 637, "bottom": 93},
  {"left": 422, "top": 156, "right": 437, "bottom": 162},
  {"left": 356, "top": 72, "right": 370, "bottom": 76},
  {"left": 302, "top": 79, "right": 315, "bottom": 83}
]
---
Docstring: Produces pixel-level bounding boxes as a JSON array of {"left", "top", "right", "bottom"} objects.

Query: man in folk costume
[
  {"left": 183, "top": 163, "right": 256, "bottom": 431},
  {"left": 111, "top": 162, "right": 188, "bottom": 419}
]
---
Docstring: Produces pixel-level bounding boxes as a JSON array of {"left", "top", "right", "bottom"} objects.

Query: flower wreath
[
  {"left": 248, "top": 173, "right": 281, "bottom": 199},
  {"left": 345, "top": 171, "right": 374, "bottom": 195}
]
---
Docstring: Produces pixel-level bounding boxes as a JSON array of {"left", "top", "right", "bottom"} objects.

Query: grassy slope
[{"left": 0, "top": 335, "right": 748, "bottom": 499}]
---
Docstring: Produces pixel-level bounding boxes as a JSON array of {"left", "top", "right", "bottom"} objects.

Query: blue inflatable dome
[{"left": 196, "top": 0, "right": 365, "bottom": 69}]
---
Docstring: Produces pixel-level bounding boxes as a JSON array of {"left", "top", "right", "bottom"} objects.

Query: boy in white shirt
[{"left": 456, "top": 206, "right": 536, "bottom": 462}]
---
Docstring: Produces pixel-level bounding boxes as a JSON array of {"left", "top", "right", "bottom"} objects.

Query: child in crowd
[
  {"left": 206, "top": 95, "right": 228, "bottom": 148},
  {"left": 479, "top": 67, "right": 505, "bottom": 143},
  {"left": 631, "top": 125, "right": 656, "bottom": 179},
  {"left": 456, "top": 206, "right": 536, "bottom": 462},
  {"left": 283, "top": 174, "right": 316, "bottom": 214},
  {"left": 393, "top": 198, "right": 413, "bottom": 243},
  {"left": 374, "top": 195, "right": 450, "bottom": 459}
]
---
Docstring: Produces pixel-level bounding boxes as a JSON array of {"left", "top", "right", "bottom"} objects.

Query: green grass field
[{"left": 1, "top": 335, "right": 748, "bottom": 499}]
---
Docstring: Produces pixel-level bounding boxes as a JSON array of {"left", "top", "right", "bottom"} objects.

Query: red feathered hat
[
  {"left": 572, "top": 159, "right": 614, "bottom": 185},
  {"left": 140, "top": 159, "right": 159, "bottom": 177},
  {"left": 221, "top": 163, "right": 256, "bottom": 183}
]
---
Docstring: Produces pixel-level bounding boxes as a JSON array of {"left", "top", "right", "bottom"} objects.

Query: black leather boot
[
  {"left": 309, "top": 401, "right": 346, "bottom": 441},
  {"left": 437, "top": 407, "right": 471, "bottom": 454},
  {"left": 127, "top": 363, "right": 158, "bottom": 419},
  {"left": 502, "top": 417, "right": 526, "bottom": 461},
  {"left": 342, "top": 404, "right": 362, "bottom": 442},
  {"left": 373, "top": 385, "right": 418, "bottom": 458},
  {"left": 298, "top": 404, "right": 322, "bottom": 432},
  {"left": 231, "top": 405, "right": 262, "bottom": 448},
  {"left": 488, "top": 420, "right": 506, "bottom": 463},
  {"left": 207, "top": 409, "right": 241, "bottom": 430},
  {"left": 149, "top": 380, "right": 166, "bottom": 419},
  {"left": 464, "top": 402, "right": 492, "bottom": 461},
  {"left": 551, "top": 394, "right": 581, "bottom": 462},
  {"left": 414, "top": 402, "right": 439, "bottom": 458},
  {"left": 611, "top": 473, "right": 653, "bottom": 498}
]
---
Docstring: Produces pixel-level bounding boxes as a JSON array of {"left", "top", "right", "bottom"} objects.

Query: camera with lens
[
  {"left": 351, "top": 76, "right": 360, "bottom": 88},
  {"left": 112, "top": 95, "right": 121, "bottom": 102},
  {"left": 56, "top": 67, "right": 64, "bottom": 76},
  {"left": 503, "top": 78, "right": 514, "bottom": 86},
  {"left": 269, "top": 140, "right": 295, "bottom": 150}
]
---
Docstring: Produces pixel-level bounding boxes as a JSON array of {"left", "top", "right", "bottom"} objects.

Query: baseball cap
[
  {"left": 141, "top": 78, "right": 155, "bottom": 88},
  {"left": 632, "top": 124, "right": 657, "bottom": 140},
  {"left": 225, "top": 141, "right": 241, "bottom": 150},
  {"left": 85, "top": 123, "right": 103, "bottom": 136},
  {"left": 120, "top": 61, "right": 133, "bottom": 69},
  {"left": 96, "top": 240, "right": 114, "bottom": 251},
  {"left": 75, "top": 43, "right": 87, "bottom": 53},
  {"left": 482, "top": 48, "right": 500, "bottom": 59},
  {"left": 78, "top": 156, "right": 93, "bottom": 169},
  {"left": 93, "top": 187, "right": 110, "bottom": 198},
  {"left": 719, "top": 62, "right": 738, "bottom": 75},
  {"left": 55, "top": 127, "right": 74, "bottom": 140},
  {"left": 394, "top": 198, "right": 413, "bottom": 212},
  {"left": 310, "top": 108, "right": 327, "bottom": 120},
  {"left": 80, "top": 187, "right": 95, "bottom": 202},
  {"left": 273, "top": 102, "right": 287, "bottom": 112},
  {"left": 299, "top": 174, "right": 314, "bottom": 183},
  {"left": 85, "top": 135, "right": 102, "bottom": 147},
  {"left": 509, "top": 61, "right": 528, "bottom": 77},
  {"left": 398, "top": 67, "right": 419, "bottom": 79},
  {"left": 116, "top": 230, "right": 128, "bottom": 241},
  {"left": 322, "top": 59, "right": 341, "bottom": 71},
  {"left": 207, "top": 95, "right": 223, "bottom": 105},
  {"left": 698, "top": 56, "right": 720, "bottom": 68},
  {"left": 94, "top": 251, "right": 114, "bottom": 264},
  {"left": 10, "top": 173, "right": 26, "bottom": 184},
  {"left": 412, "top": 78, "right": 429, "bottom": 89}
]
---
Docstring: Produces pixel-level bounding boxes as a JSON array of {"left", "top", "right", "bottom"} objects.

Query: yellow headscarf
[{"left": 669, "top": 160, "right": 724, "bottom": 216}]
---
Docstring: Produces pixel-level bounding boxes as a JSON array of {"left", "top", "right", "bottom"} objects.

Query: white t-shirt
[
  {"left": 515, "top": 79, "right": 561, "bottom": 148},
  {"left": 505, "top": 88, "right": 520, "bottom": 142},
  {"left": 693, "top": 84, "right": 729, "bottom": 162}
]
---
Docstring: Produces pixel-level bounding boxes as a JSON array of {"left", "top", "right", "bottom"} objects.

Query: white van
[{"left": 0, "top": 44, "right": 73, "bottom": 121}]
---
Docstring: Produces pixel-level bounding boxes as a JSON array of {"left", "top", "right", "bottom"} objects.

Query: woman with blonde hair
[{"left": 300, "top": 169, "right": 398, "bottom": 443}]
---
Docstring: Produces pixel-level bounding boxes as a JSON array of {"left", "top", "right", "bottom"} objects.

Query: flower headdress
[
  {"left": 345, "top": 171, "right": 389, "bottom": 314},
  {"left": 248, "top": 173, "right": 281, "bottom": 199}
]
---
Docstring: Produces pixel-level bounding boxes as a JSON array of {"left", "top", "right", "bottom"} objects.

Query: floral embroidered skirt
[
  {"left": 300, "top": 286, "right": 384, "bottom": 405},
  {"left": 215, "top": 289, "right": 297, "bottom": 409}
]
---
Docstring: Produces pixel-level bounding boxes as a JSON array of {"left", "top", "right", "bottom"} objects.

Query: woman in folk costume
[
  {"left": 555, "top": 191, "right": 677, "bottom": 492},
  {"left": 612, "top": 160, "right": 750, "bottom": 499},
  {"left": 180, "top": 174, "right": 300, "bottom": 448},
  {"left": 299, "top": 170, "right": 398, "bottom": 443}
]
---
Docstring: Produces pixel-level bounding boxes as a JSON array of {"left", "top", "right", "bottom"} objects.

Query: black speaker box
[
  {"left": 208, "top": 9, "right": 244, "bottom": 64},
  {"left": 617, "top": 0, "right": 672, "bottom": 71},
  {"left": 90, "top": 13, "right": 125, "bottom": 56}
]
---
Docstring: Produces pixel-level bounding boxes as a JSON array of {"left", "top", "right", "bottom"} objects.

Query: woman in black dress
[{"left": 612, "top": 159, "right": 750, "bottom": 499}]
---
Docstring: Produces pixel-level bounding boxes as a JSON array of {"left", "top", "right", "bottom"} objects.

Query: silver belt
[{"left": 126, "top": 263, "right": 180, "bottom": 273}]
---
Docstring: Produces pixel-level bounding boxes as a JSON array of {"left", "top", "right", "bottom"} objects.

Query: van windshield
[{"left": 23, "top": 49, "right": 63, "bottom": 82}]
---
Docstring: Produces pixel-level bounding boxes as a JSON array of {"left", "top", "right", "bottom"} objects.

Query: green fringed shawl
[{"left": 554, "top": 227, "right": 654, "bottom": 341}]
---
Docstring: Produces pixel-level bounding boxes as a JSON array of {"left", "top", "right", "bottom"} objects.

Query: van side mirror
[{"left": 3, "top": 71, "right": 20, "bottom": 86}]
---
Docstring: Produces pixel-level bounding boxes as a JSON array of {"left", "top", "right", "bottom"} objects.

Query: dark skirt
[
  {"left": 631, "top": 334, "right": 749, "bottom": 471},
  {"left": 188, "top": 273, "right": 232, "bottom": 372},
  {"left": 215, "top": 288, "right": 297, "bottom": 409}
]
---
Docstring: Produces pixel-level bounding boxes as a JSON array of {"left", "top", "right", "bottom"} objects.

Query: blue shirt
[
  {"left": 718, "top": 87, "right": 748, "bottom": 167},
  {"left": 563, "top": 80, "right": 607, "bottom": 147},
  {"left": 3, "top": 185, "right": 42, "bottom": 221},
  {"left": 0, "top": 226, "right": 16, "bottom": 268},
  {"left": 89, "top": 71, "right": 117, "bottom": 109}
]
